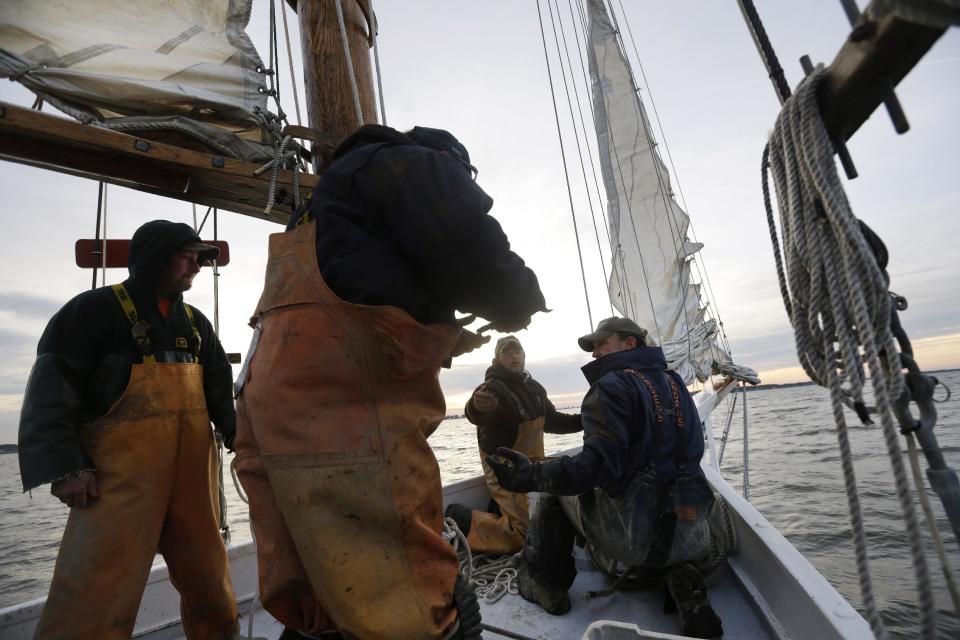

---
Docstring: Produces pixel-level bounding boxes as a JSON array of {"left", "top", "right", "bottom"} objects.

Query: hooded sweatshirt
[
  {"left": 18, "top": 221, "right": 236, "bottom": 491},
  {"left": 290, "top": 124, "right": 547, "bottom": 327},
  {"left": 464, "top": 364, "right": 582, "bottom": 455}
]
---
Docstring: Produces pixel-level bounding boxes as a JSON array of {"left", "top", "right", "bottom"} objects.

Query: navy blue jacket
[
  {"left": 539, "top": 347, "right": 705, "bottom": 497},
  {"left": 291, "top": 125, "right": 546, "bottom": 327}
]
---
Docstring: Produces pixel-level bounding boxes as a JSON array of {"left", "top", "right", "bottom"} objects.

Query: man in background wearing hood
[
  {"left": 445, "top": 335, "right": 581, "bottom": 556},
  {"left": 234, "top": 124, "right": 547, "bottom": 640},
  {"left": 19, "top": 220, "right": 239, "bottom": 639},
  {"left": 487, "top": 317, "right": 724, "bottom": 639}
]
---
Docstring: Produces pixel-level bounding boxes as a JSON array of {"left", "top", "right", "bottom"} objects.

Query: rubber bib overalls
[
  {"left": 234, "top": 221, "right": 462, "bottom": 640},
  {"left": 36, "top": 287, "right": 238, "bottom": 640},
  {"left": 467, "top": 416, "right": 545, "bottom": 555}
]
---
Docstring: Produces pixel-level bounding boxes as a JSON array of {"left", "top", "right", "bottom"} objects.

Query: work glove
[
  {"left": 485, "top": 447, "right": 545, "bottom": 493},
  {"left": 451, "top": 575, "right": 483, "bottom": 640}
]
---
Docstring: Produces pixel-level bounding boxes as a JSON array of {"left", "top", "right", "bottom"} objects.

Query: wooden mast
[{"left": 289, "top": 0, "right": 378, "bottom": 170}]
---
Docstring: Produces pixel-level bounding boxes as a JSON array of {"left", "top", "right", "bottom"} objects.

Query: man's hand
[
  {"left": 471, "top": 385, "right": 498, "bottom": 412},
  {"left": 485, "top": 447, "right": 541, "bottom": 493},
  {"left": 51, "top": 471, "right": 99, "bottom": 509},
  {"left": 451, "top": 328, "right": 490, "bottom": 358}
]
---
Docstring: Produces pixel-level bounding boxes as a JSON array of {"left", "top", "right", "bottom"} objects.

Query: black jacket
[
  {"left": 291, "top": 125, "right": 547, "bottom": 326},
  {"left": 537, "top": 347, "right": 705, "bottom": 497},
  {"left": 465, "top": 365, "right": 582, "bottom": 455},
  {"left": 18, "top": 225, "right": 236, "bottom": 491}
]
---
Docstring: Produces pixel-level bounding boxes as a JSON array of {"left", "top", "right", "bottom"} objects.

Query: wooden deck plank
[{"left": 0, "top": 101, "right": 317, "bottom": 225}]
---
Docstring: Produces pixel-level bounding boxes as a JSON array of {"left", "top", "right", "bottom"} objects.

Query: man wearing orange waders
[
  {"left": 234, "top": 124, "right": 548, "bottom": 640},
  {"left": 19, "top": 220, "right": 239, "bottom": 639},
  {"left": 445, "top": 336, "right": 581, "bottom": 555}
]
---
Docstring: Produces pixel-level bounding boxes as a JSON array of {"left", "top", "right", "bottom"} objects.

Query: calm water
[{"left": 1, "top": 371, "right": 958, "bottom": 638}]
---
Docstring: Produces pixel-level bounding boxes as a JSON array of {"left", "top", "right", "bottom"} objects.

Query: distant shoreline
[{"left": 0, "top": 444, "right": 16, "bottom": 455}]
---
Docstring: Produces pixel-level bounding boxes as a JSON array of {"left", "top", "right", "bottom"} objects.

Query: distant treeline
[{"left": 0, "top": 444, "right": 17, "bottom": 455}]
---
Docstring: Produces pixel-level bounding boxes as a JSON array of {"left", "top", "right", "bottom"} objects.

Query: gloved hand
[
  {"left": 451, "top": 328, "right": 491, "bottom": 358},
  {"left": 485, "top": 447, "right": 544, "bottom": 493},
  {"left": 451, "top": 575, "right": 482, "bottom": 640}
]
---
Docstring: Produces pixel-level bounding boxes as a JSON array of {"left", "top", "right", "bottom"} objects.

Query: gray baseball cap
[{"left": 577, "top": 316, "right": 650, "bottom": 352}]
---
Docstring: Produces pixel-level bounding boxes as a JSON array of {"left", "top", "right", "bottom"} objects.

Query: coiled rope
[
  {"left": 443, "top": 518, "right": 521, "bottom": 604},
  {"left": 762, "top": 65, "right": 935, "bottom": 639}
]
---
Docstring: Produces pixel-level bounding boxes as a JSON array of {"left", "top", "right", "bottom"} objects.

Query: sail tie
[{"left": 762, "top": 65, "right": 935, "bottom": 640}]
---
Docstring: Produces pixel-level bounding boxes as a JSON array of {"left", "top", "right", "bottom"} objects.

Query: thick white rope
[
  {"left": 443, "top": 518, "right": 520, "bottom": 603},
  {"left": 763, "top": 65, "right": 935, "bottom": 639},
  {"left": 334, "top": 0, "right": 364, "bottom": 126}
]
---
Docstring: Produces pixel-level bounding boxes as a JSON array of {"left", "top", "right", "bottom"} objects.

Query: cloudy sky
[{"left": 0, "top": 1, "right": 957, "bottom": 443}]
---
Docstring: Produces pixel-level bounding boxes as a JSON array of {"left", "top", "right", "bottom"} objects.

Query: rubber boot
[
  {"left": 664, "top": 563, "right": 723, "bottom": 638},
  {"left": 516, "top": 564, "right": 571, "bottom": 616},
  {"left": 445, "top": 503, "right": 474, "bottom": 537}
]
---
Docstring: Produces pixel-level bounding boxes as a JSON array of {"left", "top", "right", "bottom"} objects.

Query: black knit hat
[{"left": 406, "top": 126, "right": 477, "bottom": 177}]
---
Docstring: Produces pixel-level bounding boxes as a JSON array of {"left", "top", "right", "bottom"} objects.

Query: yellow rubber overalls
[
  {"left": 234, "top": 221, "right": 462, "bottom": 640},
  {"left": 467, "top": 401, "right": 545, "bottom": 556},
  {"left": 35, "top": 286, "right": 238, "bottom": 640}
]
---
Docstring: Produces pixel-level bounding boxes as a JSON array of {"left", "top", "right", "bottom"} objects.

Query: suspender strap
[
  {"left": 624, "top": 369, "right": 689, "bottom": 476},
  {"left": 182, "top": 303, "right": 202, "bottom": 360},
  {"left": 111, "top": 284, "right": 156, "bottom": 364},
  {"left": 665, "top": 374, "right": 688, "bottom": 476}
]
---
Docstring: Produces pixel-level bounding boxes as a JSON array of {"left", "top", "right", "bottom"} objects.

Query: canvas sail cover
[
  {"left": 0, "top": 0, "right": 276, "bottom": 161},
  {"left": 586, "top": 0, "right": 756, "bottom": 384}
]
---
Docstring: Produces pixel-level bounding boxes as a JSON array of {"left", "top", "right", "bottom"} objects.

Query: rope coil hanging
[{"left": 762, "top": 65, "right": 935, "bottom": 640}]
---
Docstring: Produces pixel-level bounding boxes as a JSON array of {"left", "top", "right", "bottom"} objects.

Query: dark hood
[
  {"left": 332, "top": 124, "right": 472, "bottom": 168},
  {"left": 581, "top": 346, "right": 667, "bottom": 385},
  {"left": 128, "top": 220, "right": 208, "bottom": 291},
  {"left": 331, "top": 124, "right": 413, "bottom": 160}
]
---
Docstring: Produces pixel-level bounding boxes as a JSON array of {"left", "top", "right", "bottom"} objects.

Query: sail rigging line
[
  {"left": 263, "top": 0, "right": 287, "bottom": 123},
  {"left": 610, "top": 0, "right": 732, "bottom": 355},
  {"left": 91, "top": 182, "right": 104, "bottom": 291},
  {"left": 717, "top": 389, "right": 738, "bottom": 465},
  {"left": 565, "top": 0, "right": 616, "bottom": 256},
  {"left": 741, "top": 383, "right": 749, "bottom": 501},
  {"left": 763, "top": 67, "right": 935, "bottom": 640},
  {"left": 334, "top": 0, "right": 365, "bottom": 126},
  {"left": 547, "top": 0, "right": 613, "bottom": 316},
  {"left": 279, "top": 0, "right": 303, "bottom": 127},
  {"left": 602, "top": 0, "right": 696, "bottom": 359},
  {"left": 371, "top": 12, "right": 388, "bottom": 125},
  {"left": 907, "top": 432, "right": 960, "bottom": 617},
  {"left": 735, "top": 0, "right": 792, "bottom": 105},
  {"left": 100, "top": 183, "right": 108, "bottom": 288},
  {"left": 536, "top": 0, "right": 594, "bottom": 330}
]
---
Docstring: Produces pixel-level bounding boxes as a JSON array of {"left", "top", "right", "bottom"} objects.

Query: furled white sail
[
  {"left": 585, "top": 0, "right": 756, "bottom": 384},
  {"left": 0, "top": 0, "right": 276, "bottom": 161}
]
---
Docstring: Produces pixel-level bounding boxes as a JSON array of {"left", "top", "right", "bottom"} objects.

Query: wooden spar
[
  {"left": 0, "top": 102, "right": 317, "bottom": 224},
  {"left": 817, "top": 6, "right": 946, "bottom": 143},
  {"left": 289, "top": 0, "right": 378, "bottom": 169}
]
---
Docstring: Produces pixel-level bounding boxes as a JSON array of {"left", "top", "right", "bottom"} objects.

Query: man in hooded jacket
[
  {"left": 445, "top": 335, "right": 581, "bottom": 555},
  {"left": 234, "top": 124, "right": 547, "bottom": 640},
  {"left": 19, "top": 220, "right": 239, "bottom": 639},
  {"left": 487, "top": 317, "right": 725, "bottom": 639}
]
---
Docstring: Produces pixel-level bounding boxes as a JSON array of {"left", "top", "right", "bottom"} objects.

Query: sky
[{"left": 0, "top": 1, "right": 957, "bottom": 443}]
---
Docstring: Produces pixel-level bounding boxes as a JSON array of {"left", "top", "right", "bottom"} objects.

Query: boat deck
[{"left": 150, "top": 549, "right": 773, "bottom": 640}]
